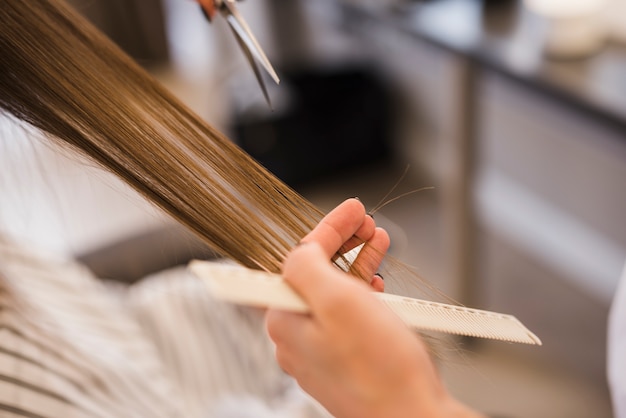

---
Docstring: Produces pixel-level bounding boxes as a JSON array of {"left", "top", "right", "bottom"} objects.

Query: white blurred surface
[{"left": 0, "top": 122, "right": 168, "bottom": 256}]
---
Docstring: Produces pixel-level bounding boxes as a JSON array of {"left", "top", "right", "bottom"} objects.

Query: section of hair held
[
  {"left": 0, "top": 0, "right": 327, "bottom": 273},
  {"left": 0, "top": 2, "right": 466, "bottom": 376}
]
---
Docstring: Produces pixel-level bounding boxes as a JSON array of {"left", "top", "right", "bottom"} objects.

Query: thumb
[{"left": 282, "top": 242, "right": 370, "bottom": 316}]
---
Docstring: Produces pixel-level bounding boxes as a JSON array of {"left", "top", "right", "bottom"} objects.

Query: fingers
[
  {"left": 282, "top": 242, "right": 371, "bottom": 315},
  {"left": 338, "top": 214, "right": 376, "bottom": 255},
  {"left": 351, "top": 227, "right": 390, "bottom": 283},
  {"left": 370, "top": 274, "right": 385, "bottom": 292},
  {"left": 297, "top": 198, "right": 389, "bottom": 291},
  {"left": 266, "top": 309, "right": 315, "bottom": 376},
  {"left": 301, "top": 198, "right": 372, "bottom": 259}
]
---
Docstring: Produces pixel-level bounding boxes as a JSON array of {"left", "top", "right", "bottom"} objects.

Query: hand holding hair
[
  {"left": 299, "top": 198, "right": 387, "bottom": 292},
  {"left": 266, "top": 199, "right": 484, "bottom": 418}
]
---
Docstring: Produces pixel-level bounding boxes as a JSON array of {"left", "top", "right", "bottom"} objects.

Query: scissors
[{"left": 198, "top": 0, "right": 280, "bottom": 108}]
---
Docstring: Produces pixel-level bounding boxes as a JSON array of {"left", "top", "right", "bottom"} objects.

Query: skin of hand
[{"left": 266, "top": 199, "right": 484, "bottom": 418}]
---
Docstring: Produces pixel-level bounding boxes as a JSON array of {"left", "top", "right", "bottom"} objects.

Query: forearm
[{"left": 332, "top": 366, "right": 485, "bottom": 418}]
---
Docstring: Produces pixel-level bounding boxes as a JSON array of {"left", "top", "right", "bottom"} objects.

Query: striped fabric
[{"left": 0, "top": 239, "right": 329, "bottom": 417}]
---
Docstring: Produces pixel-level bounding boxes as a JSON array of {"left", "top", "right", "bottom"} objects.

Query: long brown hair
[{"left": 1, "top": 0, "right": 328, "bottom": 274}]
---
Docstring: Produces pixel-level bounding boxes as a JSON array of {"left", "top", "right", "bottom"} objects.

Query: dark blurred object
[
  {"left": 68, "top": 0, "right": 169, "bottom": 67},
  {"left": 78, "top": 224, "right": 216, "bottom": 283},
  {"left": 233, "top": 66, "right": 393, "bottom": 187},
  {"left": 481, "top": 0, "right": 519, "bottom": 37}
]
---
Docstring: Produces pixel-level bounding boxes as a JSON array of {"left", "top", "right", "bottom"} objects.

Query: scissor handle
[{"left": 198, "top": 0, "right": 244, "bottom": 22}]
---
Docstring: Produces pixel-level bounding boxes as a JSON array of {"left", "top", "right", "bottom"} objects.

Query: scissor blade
[
  {"left": 228, "top": 24, "right": 273, "bottom": 109},
  {"left": 222, "top": 1, "right": 280, "bottom": 85}
]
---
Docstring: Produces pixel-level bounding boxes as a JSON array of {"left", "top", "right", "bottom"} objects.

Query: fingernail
[
  {"left": 366, "top": 212, "right": 374, "bottom": 219},
  {"left": 350, "top": 196, "right": 360, "bottom": 201},
  {"left": 374, "top": 272, "right": 384, "bottom": 281}
]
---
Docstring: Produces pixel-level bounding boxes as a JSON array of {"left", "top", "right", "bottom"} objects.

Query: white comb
[{"left": 189, "top": 261, "right": 541, "bottom": 346}]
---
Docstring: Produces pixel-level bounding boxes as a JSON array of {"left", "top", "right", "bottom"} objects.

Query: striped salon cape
[{"left": 0, "top": 239, "right": 329, "bottom": 417}]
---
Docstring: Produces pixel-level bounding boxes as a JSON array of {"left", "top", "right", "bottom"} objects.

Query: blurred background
[{"left": 2, "top": 0, "right": 626, "bottom": 416}]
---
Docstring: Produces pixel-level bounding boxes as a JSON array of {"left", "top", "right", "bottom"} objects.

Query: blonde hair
[{"left": 1, "top": 0, "right": 329, "bottom": 274}]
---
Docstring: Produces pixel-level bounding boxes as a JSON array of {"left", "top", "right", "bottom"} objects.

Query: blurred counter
[{"left": 337, "top": 0, "right": 626, "bottom": 130}]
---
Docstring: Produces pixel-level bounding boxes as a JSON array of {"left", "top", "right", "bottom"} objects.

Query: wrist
[
  {"left": 439, "top": 395, "right": 487, "bottom": 418},
  {"left": 366, "top": 380, "right": 484, "bottom": 418}
]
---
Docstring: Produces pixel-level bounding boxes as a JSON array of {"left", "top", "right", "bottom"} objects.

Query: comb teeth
[
  {"left": 375, "top": 294, "right": 541, "bottom": 345},
  {"left": 189, "top": 261, "right": 541, "bottom": 346}
]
